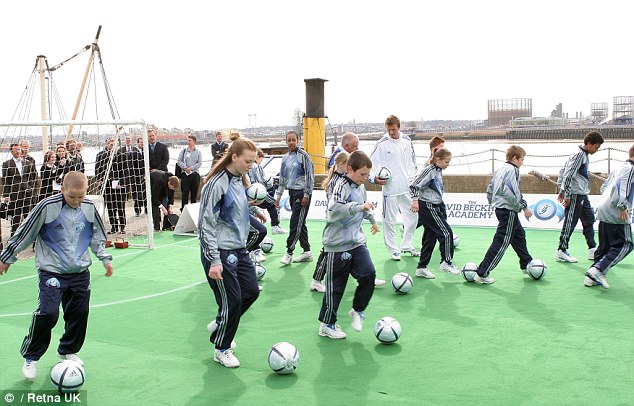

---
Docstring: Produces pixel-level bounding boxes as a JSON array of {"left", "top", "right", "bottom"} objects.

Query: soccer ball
[
  {"left": 453, "top": 234, "right": 460, "bottom": 248},
  {"left": 391, "top": 272, "right": 413, "bottom": 294},
  {"left": 376, "top": 167, "right": 392, "bottom": 182},
  {"left": 255, "top": 263, "right": 266, "bottom": 280},
  {"left": 260, "top": 237, "right": 274, "bottom": 253},
  {"left": 50, "top": 360, "right": 85, "bottom": 393},
  {"left": 268, "top": 342, "right": 299, "bottom": 375},
  {"left": 246, "top": 183, "right": 268, "bottom": 202},
  {"left": 461, "top": 262, "right": 479, "bottom": 282},
  {"left": 374, "top": 317, "right": 401, "bottom": 344},
  {"left": 526, "top": 259, "right": 547, "bottom": 280}
]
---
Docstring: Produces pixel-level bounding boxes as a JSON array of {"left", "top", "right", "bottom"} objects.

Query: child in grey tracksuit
[
  {"left": 556, "top": 131, "right": 604, "bottom": 262},
  {"left": 317, "top": 151, "right": 379, "bottom": 339},
  {"left": 584, "top": 145, "right": 634, "bottom": 289},
  {"left": 474, "top": 146, "right": 534, "bottom": 284}
]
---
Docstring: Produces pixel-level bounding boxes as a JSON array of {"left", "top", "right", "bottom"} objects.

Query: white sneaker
[
  {"left": 585, "top": 267, "right": 609, "bottom": 289},
  {"left": 588, "top": 247, "right": 597, "bottom": 260},
  {"left": 555, "top": 249, "right": 578, "bottom": 263},
  {"left": 374, "top": 278, "right": 386, "bottom": 287},
  {"left": 402, "top": 248, "right": 420, "bottom": 257},
  {"left": 439, "top": 261, "right": 460, "bottom": 275},
  {"left": 254, "top": 250, "right": 267, "bottom": 263},
  {"left": 310, "top": 279, "right": 326, "bottom": 292},
  {"left": 319, "top": 323, "right": 347, "bottom": 339},
  {"left": 415, "top": 267, "right": 436, "bottom": 279},
  {"left": 349, "top": 309, "right": 365, "bottom": 332},
  {"left": 280, "top": 253, "right": 292, "bottom": 265},
  {"left": 584, "top": 276, "right": 599, "bottom": 287},
  {"left": 207, "top": 321, "right": 237, "bottom": 350},
  {"left": 214, "top": 349, "right": 240, "bottom": 368},
  {"left": 22, "top": 359, "right": 37, "bottom": 380},
  {"left": 473, "top": 274, "right": 495, "bottom": 284},
  {"left": 271, "top": 225, "right": 287, "bottom": 235},
  {"left": 390, "top": 252, "right": 401, "bottom": 261},
  {"left": 292, "top": 251, "right": 313, "bottom": 263},
  {"left": 58, "top": 353, "right": 84, "bottom": 366},
  {"left": 258, "top": 285, "right": 263, "bottom": 291}
]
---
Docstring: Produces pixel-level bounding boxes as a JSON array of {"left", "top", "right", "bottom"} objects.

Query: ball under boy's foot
[{"left": 584, "top": 276, "right": 599, "bottom": 287}]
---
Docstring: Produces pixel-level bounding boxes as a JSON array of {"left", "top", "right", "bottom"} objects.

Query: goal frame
[{"left": 0, "top": 119, "right": 155, "bottom": 249}]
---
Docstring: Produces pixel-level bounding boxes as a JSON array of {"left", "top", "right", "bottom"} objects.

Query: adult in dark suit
[
  {"left": 39, "top": 150, "right": 58, "bottom": 201},
  {"left": 148, "top": 128, "right": 169, "bottom": 172},
  {"left": 95, "top": 138, "right": 128, "bottom": 234},
  {"left": 211, "top": 131, "right": 228, "bottom": 166},
  {"left": 2, "top": 143, "right": 38, "bottom": 235},
  {"left": 150, "top": 170, "right": 180, "bottom": 231}
]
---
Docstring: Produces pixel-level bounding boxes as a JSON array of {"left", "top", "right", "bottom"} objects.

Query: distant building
[{"left": 488, "top": 98, "right": 532, "bottom": 127}]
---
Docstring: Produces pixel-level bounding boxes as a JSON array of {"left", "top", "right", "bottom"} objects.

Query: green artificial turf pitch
[{"left": 0, "top": 221, "right": 632, "bottom": 405}]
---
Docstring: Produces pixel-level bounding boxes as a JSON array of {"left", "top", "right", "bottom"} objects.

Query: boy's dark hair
[
  {"left": 506, "top": 145, "right": 526, "bottom": 161},
  {"left": 584, "top": 131, "right": 604, "bottom": 145},
  {"left": 385, "top": 115, "right": 400, "bottom": 129},
  {"left": 347, "top": 151, "right": 372, "bottom": 171}
]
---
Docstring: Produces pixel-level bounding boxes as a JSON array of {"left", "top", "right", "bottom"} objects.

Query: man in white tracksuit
[{"left": 369, "top": 115, "right": 419, "bottom": 261}]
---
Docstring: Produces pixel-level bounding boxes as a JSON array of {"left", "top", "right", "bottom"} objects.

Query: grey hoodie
[
  {"left": 596, "top": 160, "right": 634, "bottom": 225},
  {"left": 487, "top": 161, "right": 528, "bottom": 213}
]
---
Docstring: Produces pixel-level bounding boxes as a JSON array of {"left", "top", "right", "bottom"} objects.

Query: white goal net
[{"left": 0, "top": 119, "right": 155, "bottom": 249}]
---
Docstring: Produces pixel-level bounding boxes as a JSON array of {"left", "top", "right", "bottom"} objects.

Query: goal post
[{"left": 0, "top": 119, "right": 156, "bottom": 249}]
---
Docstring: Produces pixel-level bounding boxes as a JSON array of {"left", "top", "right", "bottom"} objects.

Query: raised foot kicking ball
[
  {"left": 376, "top": 167, "right": 392, "bottom": 182},
  {"left": 391, "top": 272, "right": 413, "bottom": 294},
  {"left": 526, "top": 259, "right": 547, "bottom": 280},
  {"left": 246, "top": 183, "right": 268, "bottom": 202},
  {"left": 268, "top": 342, "right": 299, "bottom": 375},
  {"left": 461, "top": 262, "right": 479, "bottom": 282},
  {"left": 260, "top": 237, "right": 274, "bottom": 253},
  {"left": 375, "top": 317, "right": 401, "bottom": 344},
  {"left": 453, "top": 234, "right": 460, "bottom": 248},
  {"left": 50, "top": 360, "right": 85, "bottom": 394}
]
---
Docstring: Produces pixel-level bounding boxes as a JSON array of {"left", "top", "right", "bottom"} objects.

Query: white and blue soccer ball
[
  {"left": 374, "top": 317, "right": 401, "bottom": 344},
  {"left": 453, "top": 234, "right": 460, "bottom": 248},
  {"left": 255, "top": 264, "right": 266, "bottom": 280},
  {"left": 50, "top": 360, "right": 85, "bottom": 394},
  {"left": 376, "top": 167, "right": 392, "bottom": 182},
  {"left": 461, "top": 262, "right": 479, "bottom": 282},
  {"left": 526, "top": 259, "right": 547, "bottom": 280},
  {"left": 391, "top": 272, "right": 413, "bottom": 294},
  {"left": 268, "top": 342, "right": 299, "bottom": 375},
  {"left": 246, "top": 183, "right": 268, "bottom": 202},
  {"left": 260, "top": 237, "right": 274, "bottom": 253}
]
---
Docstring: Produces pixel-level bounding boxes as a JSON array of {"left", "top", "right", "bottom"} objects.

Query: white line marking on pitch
[
  {"left": 0, "top": 238, "right": 197, "bottom": 286},
  {"left": 0, "top": 280, "right": 206, "bottom": 318}
]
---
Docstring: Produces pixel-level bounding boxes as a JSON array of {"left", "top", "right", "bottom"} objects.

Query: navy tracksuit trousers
[
  {"left": 21, "top": 270, "right": 91, "bottom": 361},
  {"left": 202, "top": 248, "right": 260, "bottom": 351},
  {"left": 285, "top": 189, "right": 311, "bottom": 255},
  {"left": 477, "top": 208, "right": 532, "bottom": 277},
  {"left": 593, "top": 221, "right": 633, "bottom": 275},
  {"left": 558, "top": 194, "right": 596, "bottom": 251},
  {"left": 318, "top": 245, "right": 375, "bottom": 325}
]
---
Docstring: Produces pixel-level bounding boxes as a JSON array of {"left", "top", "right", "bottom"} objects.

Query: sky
[{"left": 0, "top": 0, "right": 632, "bottom": 131}]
